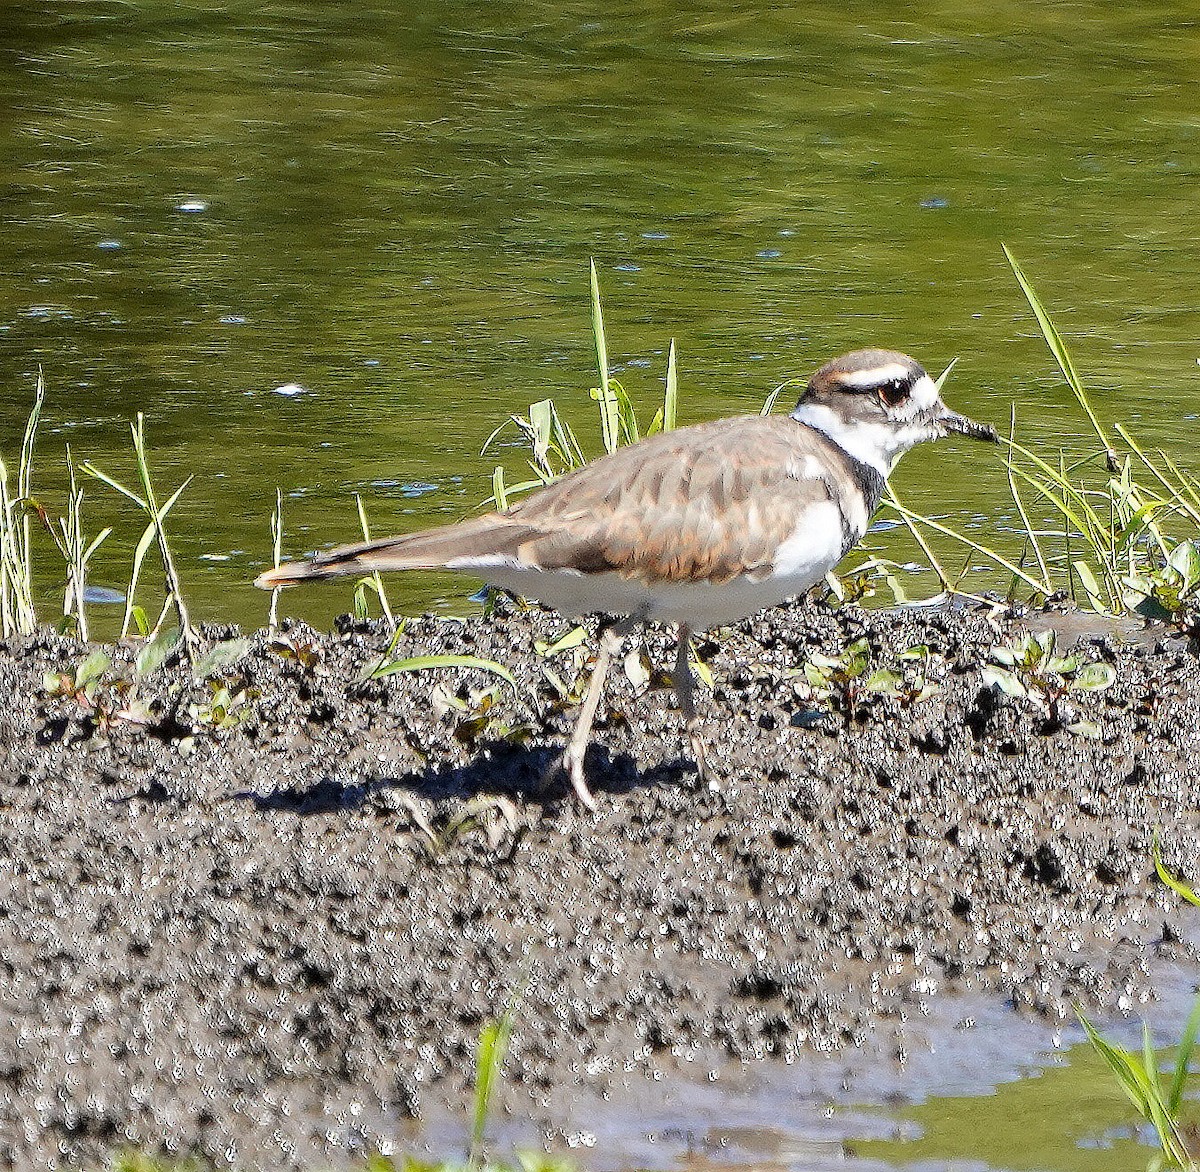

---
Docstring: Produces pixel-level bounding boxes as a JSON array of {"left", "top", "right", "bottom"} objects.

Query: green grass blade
[
  {"left": 885, "top": 499, "right": 1049, "bottom": 594},
  {"left": 1078, "top": 1011, "right": 1154, "bottom": 1117},
  {"left": 1153, "top": 834, "right": 1200, "bottom": 909},
  {"left": 469, "top": 1011, "right": 515, "bottom": 1168},
  {"left": 610, "top": 379, "right": 640, "bottom": 446},
  {"left": 1115, "top": 424, "right": 1200, "bottom": 527},
  {"left": 664, "top": 339, "right": 678, "bottom": 432},
  {"left": 1004, "top": 405, "right": 1050, "bottom": 586},
  {"left": 363, "top": 653, "right": 518, "bottom": 690},
  {"left": 589, "top": 258, "right": 608, "bottom": 395},
  {"left": 79, "top": 463, "right": 147, "bottom": 509},
  {"left": 1168, "top": 994, "right": 1200, "bottom": 1116},
  {"left": 122, "top": 519, "right": 159, "bottom": 639},
  {"left": 934, "top": 357, "right": 959, "bottom": 391},
  {"left": 355, "top": 493, "right": 394, "bottom": 627},
  {"left": 1003, "top": 244, "right": 1113, "bottom": 459},
  {"left": 884, "top": 484, "right": 953, "bottom": 593},
  {"left": 589, "top": 260, "right": 619, "bottom": 454}
]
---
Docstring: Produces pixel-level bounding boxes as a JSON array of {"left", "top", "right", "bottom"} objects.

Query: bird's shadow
[{"left": 235, "top": 739, "right": 690, "bottom": 817}]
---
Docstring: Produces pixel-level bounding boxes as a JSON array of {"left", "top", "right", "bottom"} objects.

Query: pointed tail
[{"left": 253, "top": 514, "right": 533, "bottom": 589}]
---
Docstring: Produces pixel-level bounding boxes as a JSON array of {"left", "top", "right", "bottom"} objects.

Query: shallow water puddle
[{"left": 422, "top": 986, "right": 1198, "bottom": 1172}]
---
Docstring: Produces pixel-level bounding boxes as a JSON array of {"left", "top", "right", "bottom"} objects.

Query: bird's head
[{"left": 790, "top": 349, "right": 998, "bottom": 477}]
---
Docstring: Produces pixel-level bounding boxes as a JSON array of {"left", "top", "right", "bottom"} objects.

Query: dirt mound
[{"left": 2, "top": 599, "right": 1198, "bottom": 1168}]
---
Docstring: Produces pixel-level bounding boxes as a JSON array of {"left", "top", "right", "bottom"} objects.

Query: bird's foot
[
  {"left": 688, "top": 727, "right": 718, "bottom": 791},
  {"left": 541, "top": 747, "right": 598, "bottom": 812}
]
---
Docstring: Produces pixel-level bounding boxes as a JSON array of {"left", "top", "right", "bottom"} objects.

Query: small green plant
[
  {"left": 1125, "top": 539, "right": 1200, "bottom": 634},
  {"left": 1078, "top": 842, "right": 1200, "bottom": 1171},
  {"left": 352, "top": 492, "right": 396, "bottom": 627},
  {"left": 43, "top": 647, "right": 111, "bottom": 707},
  {"left": 482, "top": 260, "right": 680, "bottom": 505},
  {"left": 1077, "top": 1009, "right": 1200, "bottom": 1171},
  {"left": 891, "top": 248, "right": 1200, "bottom": 615},
  {"left": 469, "top": 1011, "right": 515, "bottom": 1168},
  {"left": 267, "top": 487, "right": 283, "bottom": 633},
  {"left": 865, "top": 643, "right": 946, "bottom": 706},
  {"left": 188, "top": 679, "right": 257, "bottom": 732},
  {"left": 981, "top": 630, "right": 1115, "bottom": 734},
  {"left": 0, "top": 372, "right": 44, "bottom": 637},
  {"left": 795, "top": 637, "right": 937, "bottom": 724},
  {"left": 82, "top": 414, "right": 195, "bottom": 657},
  {"left": 36, "top": 447, "right": 112, "bottom": 641}
]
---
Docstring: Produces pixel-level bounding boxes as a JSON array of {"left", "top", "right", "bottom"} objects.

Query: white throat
[{"left": 789, "top": 402, "right": 936, "bottom": 479}]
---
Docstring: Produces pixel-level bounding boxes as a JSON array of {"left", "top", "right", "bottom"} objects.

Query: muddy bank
[{"left": 2, "top": 598, "right": 1199, "bottom": 1168}]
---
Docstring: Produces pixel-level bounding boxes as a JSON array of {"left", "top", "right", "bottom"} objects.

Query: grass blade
[
  {"left": 589, "top": 260, "right": 619, "bottom": 454},
  {"left": 664, "top": 338, "right": 678, "bottom": 432},
  {"left": 469, "top": 1010, "right": 515, "bottom": 1168},
  {"left": 1153, "top": 834, "right": 1200, "bottom": 909},
  {"left": 1003, "top": 244, "right": 1116, "bottom": 465},
  {"left": 362, "top": 653, "right": 519, "bottom": 690},
  {"left": 1168, "top": 995, "right": 1200, "bottom": 1116},
  {"left": 355, "top": 493, "right": 395, "bottom": 628}
]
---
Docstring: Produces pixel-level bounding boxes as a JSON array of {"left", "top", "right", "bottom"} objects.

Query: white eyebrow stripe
[{"left": 838, "top": 363, "right": 913, "bottom": 389}]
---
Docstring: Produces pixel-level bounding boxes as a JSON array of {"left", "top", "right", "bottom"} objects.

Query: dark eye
[{"left": 878, "top": 379, "right": 909, "bottom": 408}]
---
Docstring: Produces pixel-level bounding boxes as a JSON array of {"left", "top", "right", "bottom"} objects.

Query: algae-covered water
[{"left": 2, "top": 2, "right": 1199, "bottom": 629}]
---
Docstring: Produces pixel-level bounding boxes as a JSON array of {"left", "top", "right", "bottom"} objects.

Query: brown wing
[
  {"left": 504, "top": 416, "right": 843, "bottom": 584},
  {"left": 256, "top": 416, "right": 846, "bottom": 590}
]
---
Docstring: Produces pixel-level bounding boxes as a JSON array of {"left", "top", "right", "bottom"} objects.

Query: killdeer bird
[{"left": 257, "top": 349, "right": 997, "bottom": 808}]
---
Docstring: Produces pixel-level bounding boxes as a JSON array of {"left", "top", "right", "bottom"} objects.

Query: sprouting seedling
[
  {"left": 469, "top": 1008, "right": 516, "bottom": 1169},
  {"left": 268, "top": 487, "right": 283, "bottom": 634},
  {"left": 0, "top": 371, "right": 45, "bottom": 638},
  {"left": 82, "top": 413, "right": 195, "bottom": 658},
  {"left": 42, "top": 647, "right": 111, "bottom": 707},
  {"left": 870, "top": 644, "right": 946, "bottom": 706},
  {"left": 1124, "top": 539, "right": 1200, "bottom": 635},
  {"left": 982, "top": 629, "right": 1115, "bottom": 735},
  {"left": 34, "top": 446, "right": 112, "bottom": 642},
  {"left": 352, "top": 492, "right": 395, "bottom": 628},
  {"left": 797, "top": 637, "right": 887, "bottom": 724},
  {"left": 1077, "top": 837, "right": 1200, "bottom": 1171}
]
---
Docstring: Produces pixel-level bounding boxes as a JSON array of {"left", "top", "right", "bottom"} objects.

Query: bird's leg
[
  {"left": 556, "top": 619, "right": 634, "bottom": 810},
  {"left": 673, "top": 623, "right": 711, "bottom": 784}
]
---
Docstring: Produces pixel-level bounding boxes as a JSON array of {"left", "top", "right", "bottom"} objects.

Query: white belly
[
  {"left": 475, "top": 564, "right": 830, "bottom": 630},
  {"left": 450, "top": 497, "right": 853, "bottom": 630}
]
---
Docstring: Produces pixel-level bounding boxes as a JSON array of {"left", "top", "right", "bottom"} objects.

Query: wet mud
[{"left": 2, "top": 598, "right": 1199, "bottom": 1168}]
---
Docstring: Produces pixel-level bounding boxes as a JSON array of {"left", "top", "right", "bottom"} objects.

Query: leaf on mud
[
  {"left": 623, "top": 646, "right": 650, "bottom": 691},
  {"left": 74, "top": 649, "right": 111, "bottom": 692},
  {"left": 191, "top": 636, "right": 251, "bottom": 680},
  {"left": 1071, "top": 661, "right": 1117, "bottom": 692},
  {"left": 365, "top": 653, "right": 518, "bottom": 692},
  {"left": 691, "top": 650, "right": 714, "bottom": 689},
  {"left": 135, "top": 626, "right": 181, "bottom": 680},
  {"left": 1152, "top": 834, "right": 1200, "bottom": 910},
  {"left": 1066, "top": 719, "right": 1102, "bottom": 739},
  {"left": 534, "top": 626, "right": 587, "bottom": 657},
  {"left": 864, "top": 668, "right": 903, "bottom": 694},
  {"left": 981, "top": 665, "right": 1027, "bottom": 699}
]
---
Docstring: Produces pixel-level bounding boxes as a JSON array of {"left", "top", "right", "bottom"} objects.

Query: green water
[
  {"left": 849, "top": 1040, "right": 1167, "bottom": 1172},
  {"left": 3, "top": 1, "right": 1199, "bottom": 632}
]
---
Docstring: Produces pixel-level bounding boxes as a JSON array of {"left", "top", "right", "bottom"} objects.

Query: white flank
[{"left": 772, "top": 500, "right": 845, "bottom": 579}]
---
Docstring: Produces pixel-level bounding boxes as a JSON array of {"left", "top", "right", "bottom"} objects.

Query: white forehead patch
[{"left": 838, "top": 362, "right": 915, "bottom": 390}]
